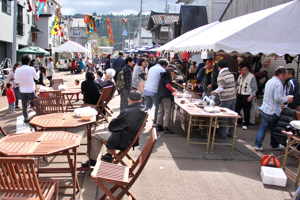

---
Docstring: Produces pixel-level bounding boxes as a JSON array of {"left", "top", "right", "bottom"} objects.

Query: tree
[{"left": 99, "top": 36, "right": 110, "bottom": 46}]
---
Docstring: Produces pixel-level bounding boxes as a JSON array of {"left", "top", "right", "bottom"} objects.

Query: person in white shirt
[{"left": 15, "top": 54, "right": 39, "bottom": 123}]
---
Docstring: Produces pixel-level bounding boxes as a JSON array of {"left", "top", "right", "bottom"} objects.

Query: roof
[
  {"left": 178, "top": 6, "right": 208, "bottom": 34},
  {"left": 147, "top": 10, "right": 179, "bottom": 30},
  {"left": 71, "top": 18, "right": 86, "bottom": 28}
]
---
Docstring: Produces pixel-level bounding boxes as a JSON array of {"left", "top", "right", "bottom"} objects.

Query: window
[
  {"left": 17, "top": 4, "right": 24, "bottom": 36},
  {"left": 2, "top": 0, "right": 11, "bottom": 15},
  {"left": 27, "top": 13, "right": 30, "bottom": 24},
  {"left": 73, "top": 29, "right": 80, "bottom": 35}
]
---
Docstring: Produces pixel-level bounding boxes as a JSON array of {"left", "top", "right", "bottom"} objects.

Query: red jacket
[{"left": 6, "top": 88, "right": 16, "bottom": 104}]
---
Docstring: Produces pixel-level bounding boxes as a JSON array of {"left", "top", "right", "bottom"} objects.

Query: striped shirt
[
  {"left": 260, "top": 76, "right": 288, "bottom": 116},
  {"left": 216, "top": 68, "right": 236, "bottom": 102}
]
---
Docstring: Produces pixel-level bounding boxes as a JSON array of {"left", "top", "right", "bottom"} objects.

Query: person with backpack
[
  {"left": 118, "top": 56, "right": 134, "bottom": 110},
  {"left": 112, "top": 51, "right": 125, "bottom": 83}
]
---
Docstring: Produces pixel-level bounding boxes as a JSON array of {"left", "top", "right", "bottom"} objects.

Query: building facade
[{"left": 70, "top": 18, "right": 88, "bottom": 47}]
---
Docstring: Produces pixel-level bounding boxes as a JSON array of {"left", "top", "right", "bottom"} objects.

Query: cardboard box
[{"left": 260, "top": 166, "right": 287, "bottom": 187}]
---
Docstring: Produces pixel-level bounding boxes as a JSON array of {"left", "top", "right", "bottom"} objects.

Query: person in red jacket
[{"left": 6, "top": 82, "right": 16, "bottom": 113}]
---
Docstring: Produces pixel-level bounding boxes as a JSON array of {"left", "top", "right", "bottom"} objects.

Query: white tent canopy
[
  {"left": 171, "top": 0, "right": 300, "bottom": 57},
  {"left": 157, "top": 21, "right": 219, "bottom": 52},
  {"left": 54, "top": 40, "right": 88, "bottom": 52}
]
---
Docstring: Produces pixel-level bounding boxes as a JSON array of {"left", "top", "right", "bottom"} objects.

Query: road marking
[
  {"left": 0, "top": 106, "right": 7, "bottom": 112},
  {"left": 236, "top": 138, "right": 265, "bottom": 158}
]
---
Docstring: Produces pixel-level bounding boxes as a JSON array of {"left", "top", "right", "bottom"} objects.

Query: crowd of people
[{"left": 5, "top": 52, "right": 300, "bottom": 167}]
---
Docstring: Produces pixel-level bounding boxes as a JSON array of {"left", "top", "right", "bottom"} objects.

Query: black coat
[
  {"left": 273, "top": 107, "right": 296, "bottom": 146},
  {"left": 111, "top": 56, "right": 125, "bottom": 73},
  {"left": 81, "top": 79, "right": 102, "bottom": 104},
  {"left": 106, "top": 102, "right": 147, "bottom": 150},
  {"left": 157, "top": 71, "right": 173, "bottom": 103},
  {"left": 104, "top": 59, "right": 111, "bottom": 71}
]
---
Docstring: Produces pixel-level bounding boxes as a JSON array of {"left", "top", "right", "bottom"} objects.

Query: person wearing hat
[
  {"left": 211, "top": 60, "right": 236, "bottom": 139},
  {"left": 156, "top": 65, "right": 177, "bottom": 134},
  {"left": 81, "top": 90, "right": 148, "bottom": 167}
]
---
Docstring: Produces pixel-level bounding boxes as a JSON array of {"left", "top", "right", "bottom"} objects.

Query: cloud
[{"left": 61, "top": 0, "right": 180, "bottom": 15}]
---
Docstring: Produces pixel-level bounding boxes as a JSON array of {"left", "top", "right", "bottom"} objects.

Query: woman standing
[
  {"left": 45, "top": 57, "right": 54, "bottom": 87},
  {"left": 5, "top": 62, "right": 21, "bottom": 109},
  {"left": 131, "top": 57, "right": 148, "bottom": 90},
  {"left": 104, "top": 54, "right": 112, "bottom": 71}
]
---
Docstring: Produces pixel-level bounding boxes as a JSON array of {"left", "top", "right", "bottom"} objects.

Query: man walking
[
  {"left": 15, "top": 55, "right": 39, "bottom": 123},
  {"left": 143, "top": 59, "right": 168, "bottom": 126},
  {"left": 211, "top": 60, "right": 236, "bottom": 138},
  {"left": 120, "top": 56, "right": 134, "bottom": 110},
  {"left": 235, "top": 62, "right": 257, "bottom": 130},
  {"left": 93, "top": 54, "right": 100, "bottom": 72},
  {"left": 254, "top": 66, "right": 293, "bottom": 151},
  {"left": 112, "top": 51, "right": 125, "bottom": 83},
  {"left": 283, "top": 68, "right": 299, "bottom": 110}
]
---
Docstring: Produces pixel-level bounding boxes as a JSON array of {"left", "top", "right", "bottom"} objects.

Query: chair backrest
[
  {"left": 128, "top": 129, "right": 157, "bottom": 187},
  {"left": 40, "top": 90, "right": 62, "bottom": 98},
  {"left": 50, "top": 79, "right": 63, "bottom": 90},
  {"left": 33, "top": 96, "right": 64, "bottom": 116},
  {"left": 0, "top": 125, "right": 7, "bottom": 137},
  {"left": 127, "top": 114, "right": 148, "bottom": 150},
  {"left": 0, "top": 157, "right": 44, "bottom": 199},
  {"left": 96, "top": 86, "right": 113, "bottom": 106},
  {"left": 109, "top": 86, "right": 117, "bottom": 100}
]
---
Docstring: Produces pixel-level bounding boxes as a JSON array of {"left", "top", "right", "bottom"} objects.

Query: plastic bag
[
  {"left": 73, "top": 106, "right": 98, "bottom": 118},
  {"left": 58, "top": 84, "right": 68, "bottom": 91},
  {"left": 203, "top": 95, "right": 216, "bottom": 106}
]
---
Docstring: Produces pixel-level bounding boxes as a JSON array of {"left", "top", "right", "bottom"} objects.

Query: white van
[{"left": 58, "top": 52, "right": 74, "bottom": 71}]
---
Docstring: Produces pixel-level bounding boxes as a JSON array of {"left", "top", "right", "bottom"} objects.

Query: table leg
[
  {"left": 87, "top": 124, "right": 92, "bottom": 175},
  {"left": 206, "top": 117, "right": 213, "bottom": 153},
  {"left": 231, "top": 118, "right": 238, "bottom": 154},
  {"left": 210, "top": 117, "right": 218, "bottom": 153},
  {"left": 66, "top": 149, "right": 80, "bottom": 199},
  {"left": 170, "top": 102, "right": 174, "bottom": 129},
  {"left": 282, "top": 136, "right": 291, "bottom": 171},
  {"left": 186, "top": 115, "right": 192, "bottom": 152}
]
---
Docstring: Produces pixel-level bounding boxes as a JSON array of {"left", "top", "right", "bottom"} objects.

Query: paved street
[{"left": 0, "top": 70, "right": 298, "bottom": 199}]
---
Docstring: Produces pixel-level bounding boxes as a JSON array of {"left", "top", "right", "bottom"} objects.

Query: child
[
  {"left": 96, "top": 71, "right": 103, "bottom": 84},
  {"left": 87, "top": 61, "right": 94, "bottom": 72},
  {"left": 6, "top": 82, "right": 16, "bottom": 113},
  {"left": 75, "top": 79, "right": 80, "bottom": 102}
]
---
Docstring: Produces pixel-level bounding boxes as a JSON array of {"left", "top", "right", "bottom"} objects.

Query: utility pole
[
  {"left": 128, "top": 23, "right": 131, "bottom": 50},
  {"left": 165, "top": 0, "right": 168, "bottom": 13},
  {"left": 138, "top": 0, "right": 142, "bottom": 48},
  {"left": 12, "top": 0, "right": 18, "bottom": 64}
]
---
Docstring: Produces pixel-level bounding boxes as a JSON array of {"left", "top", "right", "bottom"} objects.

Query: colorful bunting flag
[
  {"left": 51, "top": 14, "right": 63, "bottom": 36},
  {"left": 27, "top": 0, "right": 33, "bottom": 12},
  {"left": 121, "top": 18, "right": 128, "bottom": 25},
  {"left": 84, "top": 14, "right": 104, "bottom": 38},
  {"left": 35, "top": 0, "right": 47, "bottom": 20},
  {"left": 107, "top": 18, "right": 114, "bottom": 44},
  {"left": 160, "top": 15, "right": 165, "bottom": 26}
]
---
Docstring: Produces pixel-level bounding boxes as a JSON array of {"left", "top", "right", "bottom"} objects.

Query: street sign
[{"left": 122, "top": 29, "right": 128, "bottom": 36}]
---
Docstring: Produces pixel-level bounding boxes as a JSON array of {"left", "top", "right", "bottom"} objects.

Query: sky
[{"left": 61, "top": 0, "right": 181, "bottom": 16}]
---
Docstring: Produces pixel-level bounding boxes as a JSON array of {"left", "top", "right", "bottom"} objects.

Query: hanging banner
[
  {"left": 120, "top": 18, "right": 128, "bottom": 26},
  {"left": 107, "top": 18, "right": 114, "bottom": 44},
  {"left": 35, "top": 0, "right": 47, "bottom": 20},
  {"left": 51, "top": 15, "right": 62, "bottom": 36},
  {"left": 27, "top": 0, "right": 33, "bottom": 12},
  {"left": 160, "top": 15, "right": 165, "bottom": 26},
  {"left": 84, "top": 14, "right": 104, "bottom": 38}
]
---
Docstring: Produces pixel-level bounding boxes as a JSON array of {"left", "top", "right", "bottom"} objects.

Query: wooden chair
[
  {"left": 91, "top": 129, "right": 157, "bottom": 200},
  {"left": 33, "top": 97, "right": 64, "bottom": 116},
  {"left": 82, "top": 86, "right": 113, "bottom": 123},
  {"left": 0, "top": 125, "right": 7, "bottom": 137},
  {"left": 0, "top": 157, "right": 59, "bottom": 200},
  {"left": 50, "top": 79, "right": 63, "bottom": 90},
  {"left": 109, "top": 114, "right": 148, "bottom": 169},
  {"left": 39, "top": 90, "right": 62, "bottom": 98},
  {"left": 105, "top": 86, "right": 117, "bottom": 117}
]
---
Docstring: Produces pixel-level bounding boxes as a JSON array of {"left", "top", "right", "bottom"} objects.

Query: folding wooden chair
[
  {"left": 0, "top": 125, "right": 7, "bottom": 137},
  {"left": 105, "top": 86, "right": 117, "bottom": 117},
  {"left": 91, "top": 129, "right": 157, "bottom": 200},
  {"left": 50, "top": 79, "right": 63, "bottom": 90},
  {"left": 109, "top": 114, "right": 148, "bottom": 168},
  {"left": 82, "top": 86, "right": 113, "bottom": 123},
  {"left": 0, "top": 157, "right": 59, "bottom": 200},
  {"left": 33, "top": 96, "right": 64, "bottom": 116}
]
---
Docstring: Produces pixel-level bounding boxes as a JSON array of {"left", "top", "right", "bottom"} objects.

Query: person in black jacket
[
  {"left": 81, "top": 71, "right": 102, "bottom": 105},
  {"left": 104, "top": 54, "right": 112, "bottom": 71},
  {"left": 81, "top": 91, "right": 147, "bottom": 167},
  {"left": 111, "top": 51, "right": 125, "bottom": 82},
  {"left": 284, "top": 68, "right": 299, "bottom": 110},
  {"left": 156, "top": 65, "right": 176, "bottom": 134}
]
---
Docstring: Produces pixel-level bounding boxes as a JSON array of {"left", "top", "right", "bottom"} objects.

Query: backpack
[{"left": 116, "top": 69, "right": 125, "bottom": 91}]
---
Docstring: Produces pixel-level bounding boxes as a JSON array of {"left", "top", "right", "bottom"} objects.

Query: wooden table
[
  {"left": 62, "top": 88, "right": 82, "bottom": 112},
  {"left": 172, "top": 94, "right": 240, "bottom": 153},
  {"left": 29, "top": 113, "right": 96, "bottom": 173},
  {"left": 0, "top": 131, "right": 82, "bottom": 200}
]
